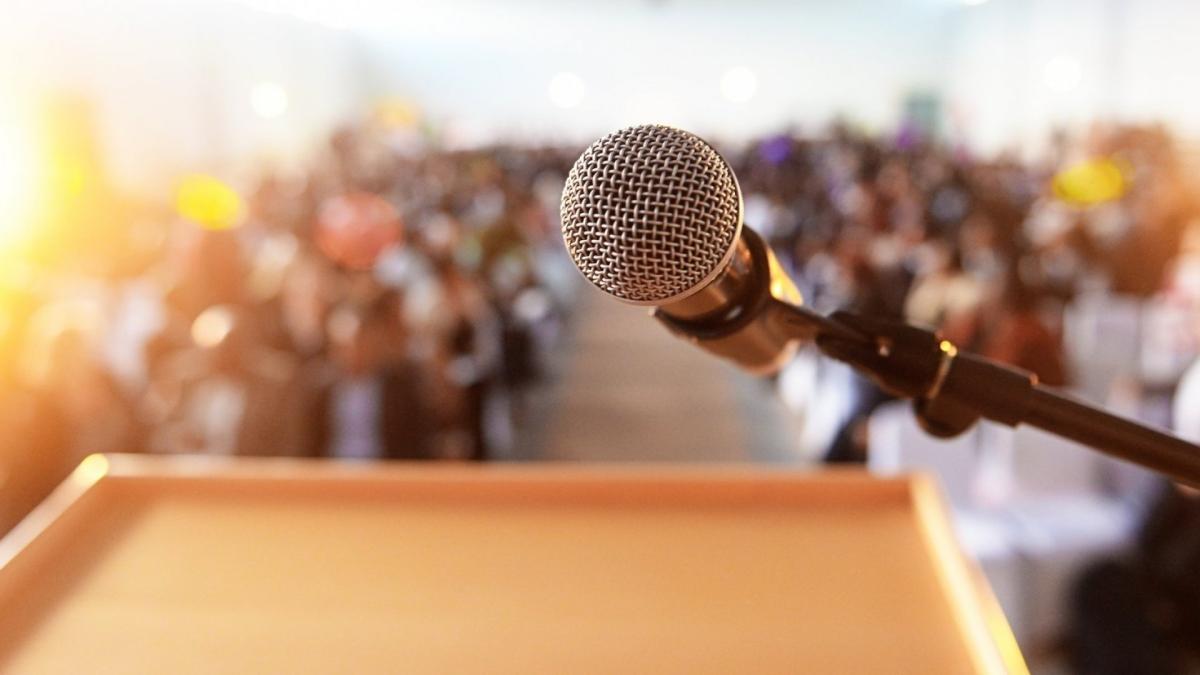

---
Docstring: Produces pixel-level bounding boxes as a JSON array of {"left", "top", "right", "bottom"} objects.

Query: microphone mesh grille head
[{"left": 560, "top": 124, "right": 742, "bottom": 304}]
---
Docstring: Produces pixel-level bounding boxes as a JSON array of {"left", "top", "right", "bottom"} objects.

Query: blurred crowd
[
  {"left": 2, "top": 117, "right": 1200, "bottom": 549},
  {"left": 733, "top": 122, "right": 1200, "bottom": 462},
  {"left": 0, "top": 124, "right": 582, "bottom": 534}
]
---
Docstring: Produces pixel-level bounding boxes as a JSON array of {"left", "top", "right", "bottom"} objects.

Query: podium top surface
[{"left": 0, "top": 455, "right": 1023, "bottom": 674}]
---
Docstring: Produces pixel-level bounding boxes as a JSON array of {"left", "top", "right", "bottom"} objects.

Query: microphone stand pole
[{"left": 776, "top": 303, "right": 1200, "bottom": 489}]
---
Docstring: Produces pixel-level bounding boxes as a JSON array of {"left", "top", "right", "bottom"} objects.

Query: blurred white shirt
[{"left": 1175, "top": 359, "right": 1200, "bottom": 443}]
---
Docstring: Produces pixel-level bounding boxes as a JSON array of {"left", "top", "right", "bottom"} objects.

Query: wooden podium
[{"left": 0, "top": 455, "right": 1025, "bottom": 673}]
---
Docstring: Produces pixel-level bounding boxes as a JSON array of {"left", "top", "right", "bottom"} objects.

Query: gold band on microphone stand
[{"left": 925, "top": 340, "right": 959, "bottom": 401}]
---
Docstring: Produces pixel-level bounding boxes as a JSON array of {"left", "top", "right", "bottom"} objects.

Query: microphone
[{"left": 560, "top": 124, "right": 834, "bottom": 374}]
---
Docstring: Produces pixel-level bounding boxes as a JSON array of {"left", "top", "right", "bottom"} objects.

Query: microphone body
[{"left": 652, "top": 227, "right": 803, "bottom": 374}]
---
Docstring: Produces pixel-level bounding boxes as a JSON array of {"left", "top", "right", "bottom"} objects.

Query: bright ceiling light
[
  {"left": 1043, "top": 56, "right": 1082, "bottom": 92},
  {"left": 721, "top": 66, "right": 758, "bottom": 104},
  {"left": 961, "top": 0, "right": 990, "bottom": 6},
  {"left": 548, "top": 72, "right": 586, "bottom": 109},
  {"left": 250, "top": 81, "right": 290, "bottom": 119}
]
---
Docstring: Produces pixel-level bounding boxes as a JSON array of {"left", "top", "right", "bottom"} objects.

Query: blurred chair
[
  {"left": 1004, "top": 426, "right": 1104, "bottom": 498},
  {"left": 867, "top": 400, "right": 981, "bottom": 508},
  {"left": 1139, "top": 297, "right": 1199, "bottom": 388},
  {"left": 1173, "top": 357, "right": 1200, "bottom": 443},
  {"left": 1063, "top": 293, "right": 1143, "bottom": 403}
]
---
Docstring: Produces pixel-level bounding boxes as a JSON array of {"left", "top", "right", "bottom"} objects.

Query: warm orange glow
[
  {"left": 51, "top": 156, "right": 89, "bottom": 199},
  {"left": 0, "top": 96, "right": 107, "bottom": 269}
]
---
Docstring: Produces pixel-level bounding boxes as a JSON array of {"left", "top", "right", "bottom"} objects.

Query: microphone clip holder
[
  {"left": 812, "top": 312, "right": 1031, "bottom": 438},
  {"left": 806, "top": 309, "right": 1200, "bottom": 488}
]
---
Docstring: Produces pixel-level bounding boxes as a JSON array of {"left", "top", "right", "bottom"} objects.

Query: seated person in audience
[
  {"left": 307, "top": 298, "right": 434, "bottom": 460},
  {"left": 904, "top": 242, "right": 984, "bottom": 348},
  {"left": 147, "top": 306, "right": 304, "bottom": 457},
  {"left": 982, "top": 277, "right": 1068, "bottom": 387},
  {"left": 1069, "top": 482, "right": 1200, "bottom": 675}
]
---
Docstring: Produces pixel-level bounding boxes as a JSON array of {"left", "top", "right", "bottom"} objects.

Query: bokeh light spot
[
  {"left": 176, "top": 174, "right": 243, "bottom": 230},
  {"left": 547, "top": 72, "right": 586, "bottom": 109},
  {"left": 721, "top": 66, "right": 758, "bottom": 104},
  {"left": 1053, "top": 158, "right": 1126, "bottom": 205},
  {"left": 191, "top": 306, "right": 236, "bottom": 348},
  {"left": 250, "top": 81, "right": 290, "bottom": 119},
  {"left": 1043, "top": 56, "right": 1082, "bottom": 92}
]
